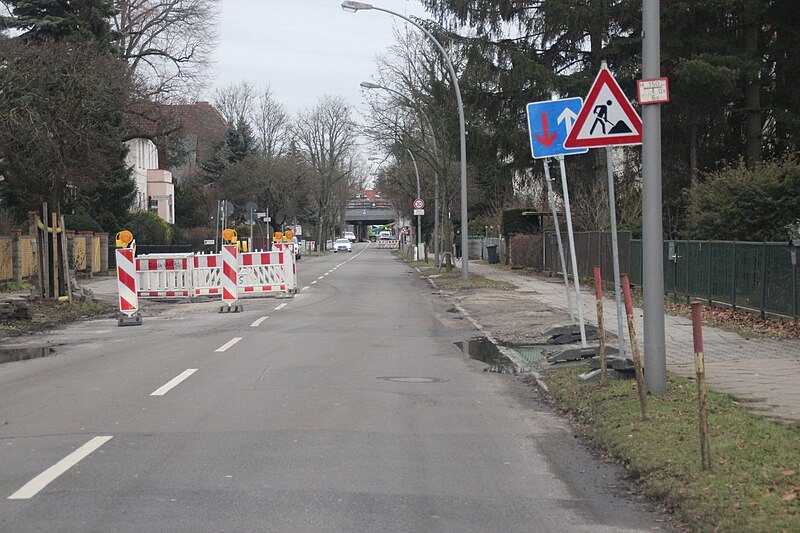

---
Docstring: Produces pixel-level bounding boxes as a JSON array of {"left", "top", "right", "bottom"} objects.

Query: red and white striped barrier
[
  {"left": 238, "top": 250, "right": 291, "bottom": 294},
  {"left": 135, "top": 253, "right": 193, "bottom": 299},
  {"left": 115, "top": 248, "right": 142, "bottom": 326},
  {"left": 376, "top": 239, "right": 400, "bottom": 249},
  {"left": 271, "top": 244, "right": 298, "bottom": 292},
  {"left": 221, "top": 245, "right": 239, "bottom": 310},
  {"left": 193, "top": 253, "right": 221, "bottom": 296}
]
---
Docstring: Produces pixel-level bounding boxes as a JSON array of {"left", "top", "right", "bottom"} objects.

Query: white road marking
[
  {"left": 215, "top": 337, "right": 242, "bottom": 352},
  {"left": 274, "top": 303, "right": 287, "bottom": 311},
  {"left": 311, "top": 280, "right": 318, "bottom": 285},
  {"left": 302, "top": 286, "right": 310, "bottom": 291},
  {"left": 251, "top": 316, "right": 269, "bottom": 327},
  {"left": 8, "top": 436, "right": 113, "bottom": 500},
  {"left": 317, "top": 276, "right": 324, "bottom": 280},
  {"left": 151, "top": 369, "right": 198, "bottom": 396}
]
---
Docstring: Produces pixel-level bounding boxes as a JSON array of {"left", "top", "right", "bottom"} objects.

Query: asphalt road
[{"left": 0, "top": 244, "right": 664, "bottom": 532}]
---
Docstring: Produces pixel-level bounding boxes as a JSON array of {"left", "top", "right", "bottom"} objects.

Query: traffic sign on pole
[
  {"left": 564, "top": 68, "right": 642, "bottom": 149},
  {"left": 413, "top": 198, "right": 425, "bottom": 210},
  {"left": 526, "top": 97, "right": 588, "bottom": 159}
]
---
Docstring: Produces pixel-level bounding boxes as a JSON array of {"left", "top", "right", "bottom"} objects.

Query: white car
[
  {"left": 343, "top": 231, "right": 356, "bottom": 242},
  {"left": 333, "top": 238, "right": 352, "bottom": 253}
]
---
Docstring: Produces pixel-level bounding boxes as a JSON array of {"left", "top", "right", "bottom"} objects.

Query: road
[{"left": 0, "top": 244, "right": 664, "bottom": 532}]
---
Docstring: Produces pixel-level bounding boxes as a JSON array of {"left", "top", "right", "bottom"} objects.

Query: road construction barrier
[
  {"left": 271, "top": 243, "right": 298, "bottom": 291},
  {"left": 135, "top": 253, "right": 194, "bottom": 299},
  {"left": 124, "top": 247, "right": 297, "bottom": 303},
  {"left": 116, "top": 248, "right": 139, "bottom": 314},
  {"left": 221, "top": 245, "right": 239, "bottom": 309},
  {"left": 376, "top": 239, "right": 400, "bottom": 249},
  {"left": 193, "top": 253, "right": 221, "bottom": 296}
]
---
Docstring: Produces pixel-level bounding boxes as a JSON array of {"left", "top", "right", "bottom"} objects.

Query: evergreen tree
[{"left": 0, "top": 0, "right": 119, "bottom": 50}]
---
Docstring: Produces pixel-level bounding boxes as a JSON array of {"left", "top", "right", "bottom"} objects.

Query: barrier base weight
[
  {"left": 219, "top": 304, "right": 243, "bottom": 313},
  {"left": 117, "top": 312, "right": 143, "bottom": 327}
]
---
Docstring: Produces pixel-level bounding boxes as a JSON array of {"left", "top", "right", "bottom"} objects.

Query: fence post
[
  {"left": 98, "top": 233, "right": 109, "bottom": 273},
  {"left": 707, "top": 241, "right": 713, "bottom": 305},
  {"left": 760, "top": 241, "right": 768, "bottom": 319},
  {"left": 692, "top": 301, "right": 712, "bottom": 471},
  {"left": 82, "top": 231, "right": 95, "bottom": 278},
  {"left": 732, "top": 241, "right": 737, "bottom": 310},
  {"left": 684, "top": 240, "right": 690, "bottom": 303},
  {"left": 11, "top": 229, "right": 22, "bottom": 282}
]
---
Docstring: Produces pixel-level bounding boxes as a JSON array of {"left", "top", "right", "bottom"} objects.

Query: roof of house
[{"left": 124, "top": 101, "right": 228, "bottom": 168}]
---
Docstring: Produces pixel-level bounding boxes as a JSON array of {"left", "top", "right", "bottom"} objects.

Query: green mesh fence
[{"left": 630, "top": 239, "right": 799, "bottom": 317}]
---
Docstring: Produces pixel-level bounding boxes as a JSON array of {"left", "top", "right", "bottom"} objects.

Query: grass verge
[
  {"left": 0, "top": 298, "right": 115, "bottom": 337},
  {"left": 539, "top": 367, "right": 800, "bottom": 532},
  {"left": 415, "top": 264, "right": 516, "bottom": 290}
]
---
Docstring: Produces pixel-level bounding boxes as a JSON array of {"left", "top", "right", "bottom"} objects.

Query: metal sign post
[
  {"left": 556, "top": 156, "right": 587, "bottom": 347},
  {"left": 543, "top": 158, "right": 576, "bottom": 325},
  {"left": 604, "top": 147, "right": 626, "bottom": 360}
]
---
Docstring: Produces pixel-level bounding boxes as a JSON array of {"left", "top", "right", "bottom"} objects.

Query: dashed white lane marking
[
  {"left": 311, "top": 280, "right": 318, "bottom": 285},
  {"left": 274, "top": 303, "right": 287, "bottom": 311},
  {"left": 251, "top": 316, "right": 269, "bottom": 327},
  {"left": 8, "top": 436, "right": 113, "bottom": 500},
  {"left": 317, "top": 276, "right": 324, "bottom": 280},
  {"left": 151, "top": 369, "right": 198, "bottom": 396},
  {"left": 302, "top": 286, "right": 310, "bottom": 291},
  {"left": 215, "top": 337, "right": 242, "bottom": 352}
]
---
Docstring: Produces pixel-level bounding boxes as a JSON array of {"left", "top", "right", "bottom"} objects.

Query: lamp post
[
  {"left": 361, "top": 80, "right": 440, "bottom": 266},
  {"left": 344, "top": 1, "right": 469, "bottom": 280}
]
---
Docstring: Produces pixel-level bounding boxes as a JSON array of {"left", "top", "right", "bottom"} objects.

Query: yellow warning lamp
[
  {"left": 222, "top": 228, "right": 237, "bottom": 243},
  {"left": 283, "top": 229, "right": 295, "bottom": 242},
  {"left": 116, "top": 230, "right": 134, "bottom": 248},
  {"left": 273, "top": 231, "right": 283, "bottom": 243}
]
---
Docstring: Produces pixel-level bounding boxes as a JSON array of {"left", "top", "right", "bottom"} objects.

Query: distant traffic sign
[
  {"left": 526, "top": 97, "right": 588, "bottom": 159},
  {"left": 565, "top": 68, "right": 642, "bottom": 148},
  {"left": 413, "top": 198, "right": 425, "bottom": 210}
]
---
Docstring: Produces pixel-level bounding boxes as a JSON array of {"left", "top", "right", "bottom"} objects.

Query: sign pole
[
  {"left": 605, "top": 147, "right": 626, "bottom": 360},
  {"left": 557, "top": 156, "right": 587, "bottom": 347},
  {"left": 543, "top": 158, "right": 576, "bottom": 324},
  {"left": 642, "top": 0, "right": 667, "bottom": 394}
]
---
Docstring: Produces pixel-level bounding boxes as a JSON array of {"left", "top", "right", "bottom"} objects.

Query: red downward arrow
[{"left": 535, "top": 113, "right": 557, "bottom": 147}]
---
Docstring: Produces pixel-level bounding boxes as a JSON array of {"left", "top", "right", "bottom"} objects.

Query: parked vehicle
[
  {"left": 344, "top": 231, "right": 356, "bottom": 242},
  {"left": 333, "top": 238, "right": 352, "bottom": 253}
]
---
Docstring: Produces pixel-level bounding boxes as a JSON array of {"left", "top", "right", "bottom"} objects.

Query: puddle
[
  {"left": 0, "top": 347, "right": 56, "bottom": 365},
  {"left": 456, "top": 337, "right": 516, "bottom": 374}
]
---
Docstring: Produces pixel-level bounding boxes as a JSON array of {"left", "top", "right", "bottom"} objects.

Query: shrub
[
  {"left": 124, "top": 211, "right": 172, "bottom": 245},
  {"left": 64, "top": 213, "right": 103, "bottom": 233}
]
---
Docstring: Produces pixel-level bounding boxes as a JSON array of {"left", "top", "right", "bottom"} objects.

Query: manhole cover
[{"left": 378, "top": 377, "right": 448, "bottom": 383}]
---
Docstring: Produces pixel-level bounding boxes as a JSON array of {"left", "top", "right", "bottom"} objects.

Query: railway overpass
[{"left": 344, "top": 200, "right": 396, "bottom": 241}]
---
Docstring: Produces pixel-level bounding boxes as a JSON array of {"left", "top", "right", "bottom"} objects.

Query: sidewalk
[{"left": 462, "top": 260, "right": 800, "bottom": 424}]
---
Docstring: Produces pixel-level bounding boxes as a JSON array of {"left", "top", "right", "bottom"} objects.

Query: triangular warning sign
[{"left": 564, "top": 68, "right": 642, "bottom": 149}]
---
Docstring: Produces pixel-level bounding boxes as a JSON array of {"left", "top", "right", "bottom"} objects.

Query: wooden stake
[
  {"left": 621, "top": 274, "right": 649, "bottom": 420},
  {"left": 593, "top": 266, "right": 608, "bottom": 385},
  {"left": 692, "top": 301, "right": 712, "bottom": 470},
  {"left": 60, "top": 213, "right": 72, "bottom": 303},
  {"left": 51, "top": 211, "right": 59, "bottom": 297},
  {"left": 41, "top": 203, "right": 50, "bottom": 299}
]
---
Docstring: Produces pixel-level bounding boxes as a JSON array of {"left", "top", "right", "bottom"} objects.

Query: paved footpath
[{"left": 464, "top": 261, "right": 800, "bottom": 424}]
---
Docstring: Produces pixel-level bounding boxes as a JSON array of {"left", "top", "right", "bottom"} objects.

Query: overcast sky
[{"left": 206, "top": 0, "right": 429, "bottom": 117}]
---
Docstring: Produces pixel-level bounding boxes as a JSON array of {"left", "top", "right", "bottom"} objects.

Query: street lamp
[
  {"left": 361, "top": 80, "right": 441, "bottom": 267},
  {"left": 343, "top": 0, "right": 469, "bottom": 280}
]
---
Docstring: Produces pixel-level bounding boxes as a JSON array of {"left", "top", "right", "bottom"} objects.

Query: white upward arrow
[{"left": 558, "top": 107, "right": 578, "bottom": 133}]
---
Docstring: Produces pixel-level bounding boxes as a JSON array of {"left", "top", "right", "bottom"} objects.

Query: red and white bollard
[
  {"left": 115, "top": 247, "right": 142, "bottom": 326},
  {"left": 220, "top": 244, "right": 242, "bottom": 312}
]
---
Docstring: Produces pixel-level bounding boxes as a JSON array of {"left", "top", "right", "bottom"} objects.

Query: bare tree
[
  {"left": 253, "top": 86, "right": 289, "bottom": 157},
  {"left": 293, "top": 96, "right": 359, "bottom": 249},
  {"left": 214, "top": 81, "right": 256, "bottom": 125},
  {"left": 114, "top": 0, "right": 220, "bottom": 101}
]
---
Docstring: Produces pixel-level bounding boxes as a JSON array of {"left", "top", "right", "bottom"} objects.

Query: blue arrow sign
[{"left": 526, "top": 97, "right": 589, "bottom": 159}]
